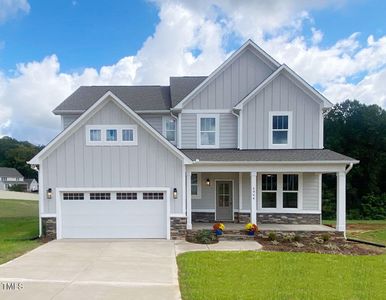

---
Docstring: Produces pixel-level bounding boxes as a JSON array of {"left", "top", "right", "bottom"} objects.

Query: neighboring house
[
  {"left": 0, "top": 167, "right": 26, "bottom": 191},
  {"left": 29, "top": 40, "right": 358, "bottom": 240},
  {"left": 25, "top": 178, "right": 39, "bottom": 192}
]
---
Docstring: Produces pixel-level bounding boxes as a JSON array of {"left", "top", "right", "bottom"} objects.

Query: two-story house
[
  {"left": 29, "top": 40, "right": 358, "bottom": 239},
  {"left": 0, "top": 167, "right": 25, "bottom": 190}
]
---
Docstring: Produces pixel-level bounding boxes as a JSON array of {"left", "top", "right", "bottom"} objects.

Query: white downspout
[{"left": 341, "top": 162, "right": 354, "bottom": 239}]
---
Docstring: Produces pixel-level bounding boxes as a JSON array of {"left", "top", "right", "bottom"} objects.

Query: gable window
[
  {"left": 269, "top": 112, "right": 292, "bottom": 148},
  {"left": 261, "top": 174, "right": 277, "bottom": 208},
  {"left": 197, "top": 114, "right": 219, "bottom": 148},
  {"left": 1, "top": 177, "right": 7, "bottom": 181},
  {"left": 122, "top": 129, "right": 134, "bottom": 141},
  {"left": 162, "top": 117, "right": 176, "bottom": 143},
  {"left": 106, "top": 129, "right": 117, "bottom": 141},
  {"left": 283, "top": 174, "right": 299, "bottom": 208},
  {"left": 90, "top": 129, "right": 101, "bottom": 141},
  {"left": 191, "top": 173, "right": 201, "bottom": 199},
  {"left": 86, "top": 125, "right": 137, "bottom": 146}
]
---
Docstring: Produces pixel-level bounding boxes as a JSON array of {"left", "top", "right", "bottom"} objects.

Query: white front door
[{"left": 215, "top": 181, "right": 233, "bottom": 220}]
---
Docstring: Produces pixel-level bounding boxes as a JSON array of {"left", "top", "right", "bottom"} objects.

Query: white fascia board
[
  {"left": 53, "top": 109, "right": 85, "bottom": 115},
  {"left": 29, "top": 91, "right": 192, "bottom": 165},
  {"left": 173, "top": 40, "right": 280, "bottom": 110}
]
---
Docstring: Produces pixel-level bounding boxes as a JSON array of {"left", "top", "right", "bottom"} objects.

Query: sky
[{"left": 0, "top": 0, "right": 385, "bottom": 145}]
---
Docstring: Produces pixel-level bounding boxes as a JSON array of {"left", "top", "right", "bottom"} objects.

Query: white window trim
[
  {"left": 162, "top": 116, "right": 177, "bottom": 144},
  {"left": 269, "top": 111, "right": 292, "bottom": 149},
  {"left": 197, "top": 114, "right": 219, "bottom": 148},
  {"left": 86, "top": 125, "right": 138, "bottom": 146},
  {"left": 258, "top": 173, "right": 303, "bottom": 212},
  {"left": 191, "top": 173, "right": 201, "bottom": 199}
]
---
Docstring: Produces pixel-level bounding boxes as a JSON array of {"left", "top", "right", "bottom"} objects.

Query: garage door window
[
  {"left": 143, "top": 192, "right": 164, "bottom": 200},
  {"left": 117, "top": 192, "right": 137, "bottom": 200},
  {"left": 63, "top": 193, "right": 84, "bottom": 200},
  {"left": 90, "top": 193, "right": 111, "bottom": 200}
]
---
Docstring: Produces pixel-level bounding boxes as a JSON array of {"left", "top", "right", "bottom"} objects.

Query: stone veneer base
[
  {"left": 42, "top": 217, "right": 57, "bottom": 240},
  {"left": 256, "top": 213, "right": 321, "bottom": 224},
  {"left": 170, "top": 217, "right": 187, "bottom": 240}
]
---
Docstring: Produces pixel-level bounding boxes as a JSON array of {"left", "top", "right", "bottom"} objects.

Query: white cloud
[
  {"left": 0, "top": 0, "right": 30, "bottom": 23},
  {"left": 0, "top": 0, "right": 386, "bottom": 144}
]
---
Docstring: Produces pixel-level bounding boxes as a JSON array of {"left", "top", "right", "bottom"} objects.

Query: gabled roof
[
  {"left": 29, "top": 91, "right": 193, "bottom": 165},
  {"left": 172, "top": 39, "right": 281, "bottom": 110},
  {"left": 53, "top": 86, "right": 171, "bottom": 114},
  {"left": 234, "top": 64, "right": 333, "bottom": 110},
  {"left": 0, "top": 167, "right": 23, "bottom": 178},
  {"left": 182, "top": 149, "right": 359, "bottom": 164},
  {"left": 170, "top": 76, "right": 207, "bottom": 107}
]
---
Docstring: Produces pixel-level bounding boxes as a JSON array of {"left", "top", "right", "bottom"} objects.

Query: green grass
[
  {"left": 0, "top": 199, "right": 41, "bottom": 265},
  {"left": 323, "top": 219, "right": 386, "bottom": 245},
  {"left": 178, "top": 251, "right": 386, "bottom": 300}
]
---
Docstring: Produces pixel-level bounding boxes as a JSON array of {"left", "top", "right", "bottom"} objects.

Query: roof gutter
[{"left": 345, "top": 162, "right": 354, "bottom": 174}]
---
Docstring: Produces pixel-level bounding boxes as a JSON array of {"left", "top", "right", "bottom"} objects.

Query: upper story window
[
  {"left": 269, "top": 112, "right": 292, "bottom": 149},
  {"left": 162, "top": 117, "right": 176, "bottom": 143},
  {"left": 86, "top": 125, "right": 137, "bottom": 146},
  {"left": 1, "top": 177, "right": 7, "bottom": 181},
  {"left": 197, "top": 114, "right": 219, "bottom": 148}
]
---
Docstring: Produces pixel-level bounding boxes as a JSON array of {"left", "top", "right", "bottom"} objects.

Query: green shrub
[
  {"left": 360, "top": 194, "right": 386, "bottom": 220},
  {"left": 293, "top": 234, "right": 301, "bottom": 242},
  {"left": 268, "top": 232, "right": 277, "bottom": 241},
  {"left": 191, "top": 230, "right": 217, "bottom": 244},
  {"left": 321, "top": 233, "right": 330, "bottom": 242}
]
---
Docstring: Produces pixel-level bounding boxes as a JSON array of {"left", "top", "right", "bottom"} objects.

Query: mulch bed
[{"left": 256, "top": 233, "right": 385, "bottom": 255}]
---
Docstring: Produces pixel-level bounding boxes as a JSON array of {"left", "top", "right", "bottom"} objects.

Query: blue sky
[{"left": 0, "top": 0, "right": 385, "bottom": 144}]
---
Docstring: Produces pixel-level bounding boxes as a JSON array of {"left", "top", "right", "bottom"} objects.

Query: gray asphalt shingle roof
[
  {"left": 181, "top": 149, "right": 358, "bottom": 163},
  {"left": 170, "top": 76, "right": 207, "bottom": 107},
  {"left": 0, "top": 167, "right": 23, "bottom": 177},
  {"left": 53, "top": 76, "right": 207, "bottom": 114}
]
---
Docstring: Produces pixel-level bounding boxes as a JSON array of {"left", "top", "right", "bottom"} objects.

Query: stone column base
[
  {"left": 170, "top": 217, "right": 187, "bottom": 240},
  {"left": 42, "top": 217, "right": 57, "bottom": 240},
  {"left": 256, "top": 213, "right": 321, "bottom": 224}
]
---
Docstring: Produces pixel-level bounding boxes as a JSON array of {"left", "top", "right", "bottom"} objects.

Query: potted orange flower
[
  {"left": 213, "top": 223, "right": 225, "bottom": 235},
  {"left": 245, "top": 223, "right": 258, "bottom": 236}
]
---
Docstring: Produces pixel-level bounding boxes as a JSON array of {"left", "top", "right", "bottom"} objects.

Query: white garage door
[{"left": 60, "top": 190, "right": 167, "bottom": 239}]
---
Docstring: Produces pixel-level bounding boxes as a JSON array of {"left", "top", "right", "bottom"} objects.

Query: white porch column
[
  {"left": 336, "top": 171, "right": 346, "bottom": 232},
  {"left": 186, "top": 171, "right": 192, "bottom": 230},
  {"left": 250, "top": 171, "right": 257, "bottom": 224}
]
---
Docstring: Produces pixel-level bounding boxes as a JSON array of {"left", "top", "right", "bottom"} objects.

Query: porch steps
[{"left": 218, "top": 229, "right": 256, "bottom": 241}]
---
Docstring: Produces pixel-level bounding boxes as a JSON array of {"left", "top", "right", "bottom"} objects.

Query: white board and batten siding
[
  {"left": 181, "top": 113, "right": 238, "bottom": 148},
  {"left": 42, "top": 100, "right": 184, "bottom": 215},
  {"left": 183, "top": 48, "right": 274, "bottom": 109},
  {"left": 62, "top": 114, "right": 81, "bottom": 129},
  {"left": 242, "top": 74, "right": 322, "bottom": 149}
]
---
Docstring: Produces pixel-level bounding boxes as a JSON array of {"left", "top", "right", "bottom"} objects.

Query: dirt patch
[{"left": 256, "top": 232, "right": 385, "bottom": 255}]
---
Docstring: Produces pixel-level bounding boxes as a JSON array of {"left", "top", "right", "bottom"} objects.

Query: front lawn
[
  {"left": 323, "top": 220, "right": 386, "bottom": 245},
  {"left": 0, "top": 199, "right": 41, "bottom": 264},
  {"left": 178, "top": 251, "right": 386, "bottom": 300}
]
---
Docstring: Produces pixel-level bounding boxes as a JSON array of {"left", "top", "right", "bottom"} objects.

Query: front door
[{"left": 216, "top": 181, "right": 233, "bottom": 220}]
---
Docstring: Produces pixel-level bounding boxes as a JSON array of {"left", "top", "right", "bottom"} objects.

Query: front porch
[{"left": 192, "top": 222, "right": 334, "bottom": 232}]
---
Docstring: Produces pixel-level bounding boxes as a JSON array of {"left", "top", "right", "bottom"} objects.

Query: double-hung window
[
  {"left": 197, "top": 114, "right": 219, "bottom": 148},
  {"left": 162, "top": 117, "right": 176, "bottom": 143},
  {"left": 269, "top": 112, "right": 292, "bottom": 148},
  {"left": 283, "top": 174, "right": 299, "bottom": 208},
  {"left": 261, "top": 174, "right": 277, "bottom": 208}
]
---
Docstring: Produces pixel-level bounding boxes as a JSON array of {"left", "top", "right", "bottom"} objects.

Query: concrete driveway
[{"left": 0, "top": 240, "right": 180, "bottom": 300}]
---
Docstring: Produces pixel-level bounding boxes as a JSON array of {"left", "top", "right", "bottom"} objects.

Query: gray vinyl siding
[
  {"left": 302, "top": 173, "right": 320, "bottom": 210},
  {"left": 181, "top": 113, "right": 238, "bottom": 148},
  {"left": 192, "top": 172, "right": 239, "bottom": 210},
  {"left": 138, "top": 113, "right": 163, "bottom": 134},
  {"left": 42, "top": 99, "right": 184, "bottom": 214},
  {"left": 62, "top": 114, "right": 80, "bottom": 129},
  {"left": 242, "top": 74, "right": 322, "bottom": 149},
  {"left": 184, "top": 48, "right": 274, "bottom": 109}
]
